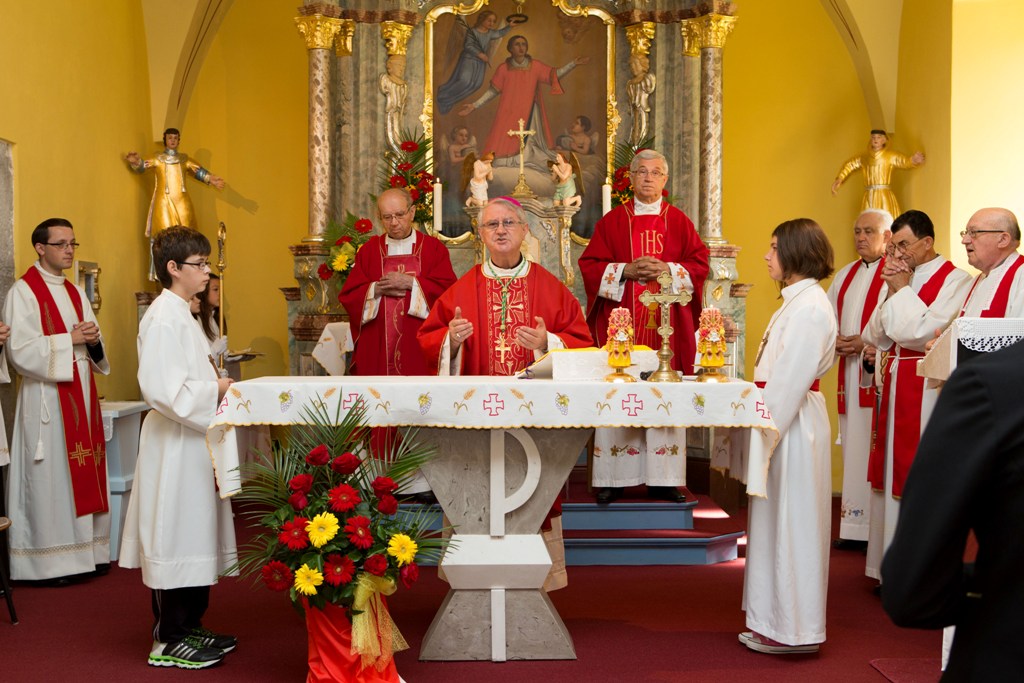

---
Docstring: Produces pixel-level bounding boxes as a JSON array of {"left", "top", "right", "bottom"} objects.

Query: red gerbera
[
  {"left": 334, "top": 235, "right": 352, "bottom": 245},
  {"left": 409, "top": 188, "right": 420, "bottom": 201},
  {"left": 400, "top": 140, "right": 419, "bottom": 152},
  {"left": 416, "top": 178, "right": 432, "bottom": 192},
  {"left": 331, "top": 452, "right": 361, "bottom": 475},
  {"left": 317, "top": 263, "right": 333, "bottom": 280},
  {"left": 400, "top": 563, "right": 419, "bottom": 588},
  {"left": 614, "top": 165, "right": 630, "bottom": 180},
  {"left": 662, "top": 189, "right": 669, "bottom": 197},
  {"left": 389, "top": 174, "right": 407, "bottom": 188},
  {"left": 328, "top": 483, "right": 361, "bottom": 513},
  {"left": 289, "top": 473, "right": 314, "bottom": 493},
  {"left": 261, "top": 561, "right": 294, "bottom": 591},
  {"left": 279, "top": 517, "right": 310, "bottom": 550},
  {"left": 377, "top": 494, "right": 398, "bottom": 516},
  {"left": 371, "top": 476, "right": 397, "bottom": 498},
  {"left": 344, "top": 515, "right": 374, "bottom": 549},
  {"left": 354, "top": 218, "right": 373, "bottom": 234},
  {"left": 396, "top": 162, "right": 413, "bottom": 172},
  {"left": 307, "top": 444, "right": 331, "bottom": 466},
  {"left": 364, "top": 554, "right": 388, "bottom": 576},
  {"left": 323, "top": 553, "right": 356, "bottom": 586},
  {"left": 613, "top": 178, "right": 630, "bottom": 192},
  {"left": 288, "top": 491, "right": 308, "bottom": 511}
]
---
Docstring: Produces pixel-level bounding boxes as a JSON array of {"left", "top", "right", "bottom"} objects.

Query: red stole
[
  {"left": 959, "top": 254, "right": 1024, "bottom": 318},
  {"left": 869, "top": 260, "right": 956, "bottom": 498},
  {"left": 627, "top": 204, "right": 671, "bottom": 350},
  {"left": 22, "top": 266, "right": 108, "bottom": 517},
  {"left": 835, "top": 258, "right": 886, "bottom": 414},
  {"left": 380, "top": 245, "right": 422, "bottom": 376},
  {"left": 483, "top": 273, "right": 534, "bottom": 375}
]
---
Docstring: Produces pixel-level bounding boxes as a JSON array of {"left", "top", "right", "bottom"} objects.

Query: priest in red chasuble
[
  {"left": 339, "top": 188, "right": 457, "bottom": 504},
  {"left": 579, "top": 149, "right": 710, "bottom": 505}
]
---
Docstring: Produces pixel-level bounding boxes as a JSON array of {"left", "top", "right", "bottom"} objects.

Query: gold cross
[
  {"left": 507, "top": 118, "right": 536, "bottom": 198},
  {"left": 68, "top": 442, "right": 92, "bottom": 467},
  {"left": 495, "top": 332, "right": 512, "bottom": 365},
  {"left": 638, "top": 271, "right": 692, "bottom": 382}
]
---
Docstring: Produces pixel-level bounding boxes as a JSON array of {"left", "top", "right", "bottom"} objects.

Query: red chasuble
[
  {"left": 22, "top": 266, "right": 108, "bottom": 517},
  {"left": 481, "top": 58, "right": 563, "bottom": 158},
  {"left": 339, "top": 233, "right": 457, "bottom": 376},
  {"left": 579, "top": 201, "right": 709, "bottom": 374},
  {"left": 417, "top": 263, "right": 593, "bottom": 376}
]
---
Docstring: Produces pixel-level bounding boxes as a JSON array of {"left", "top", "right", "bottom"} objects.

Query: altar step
[{"left": 560, "top": 469, "right": 745, "bottom": 566}]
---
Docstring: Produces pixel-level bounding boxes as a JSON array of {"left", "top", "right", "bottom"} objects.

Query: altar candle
[
  {"left": 433, "top": 181, "right": 443, "bottom": 233},
  {"left": 602, "top": 183, "right": 612, "bottom": 215}
]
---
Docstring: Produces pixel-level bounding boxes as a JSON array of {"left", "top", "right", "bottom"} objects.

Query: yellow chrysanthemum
[
  {"left": 294, "top": 563, "right": 324, "bottom": 596},
  {"left": 331, "top": 252, "right": 351, "bottom": 273},
  {"left": 387, "top": 533, "right": 418, "bottom": 566},
  {"left": 306, "top": 512, "right": 340, "bottom": 548}
]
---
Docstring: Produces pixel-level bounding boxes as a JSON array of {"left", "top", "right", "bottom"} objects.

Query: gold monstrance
[
  {"left": 508, "top": 118, "right": 536, "bottom": 198},
  {"left": 638, "top": 271, "right": 691, "bottom": 382}
]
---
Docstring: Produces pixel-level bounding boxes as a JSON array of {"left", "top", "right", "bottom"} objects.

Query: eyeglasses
[
  {"left": 960, "top": 229, "right": 1005, "bottom": 239},
  {"left": 886, "top": 237, "right": 923, "bottom": 255},
  {"left": 380, "top": 208, "right": 411, "bottom": 223},
  {"left": 45, "top": 241, "right": 80, "bottom": 251},
  {"left": 179, "top": 260, "right": 212, "bottom": 271},
  {"left": 631, "top": 169, "right": 666, "bottom": 179},
  {"left": 480, "top": 219, "right": 522, "bottom": 231}
]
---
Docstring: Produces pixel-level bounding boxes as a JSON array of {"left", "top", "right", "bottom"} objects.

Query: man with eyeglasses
[
  {"left": 418, "top": 196, "right": 592, "bottom": 590},
  {"left": 956, "top": 208, "right": 1024, "bottom": 317},
  {"left": 861, "top": 210, "right": 971, "bottom": 584},
  {"left": 579, "top": 149, "right": 709, "bottom": 505},
  {"left": 3, "top": 217, "right": 111, "bottom": 584},
  {"left": 826, "top": 209, "right": 892, "bottom": 551},
  {"left": 339, "top": 188, "right": 457, "bottom": 503}
]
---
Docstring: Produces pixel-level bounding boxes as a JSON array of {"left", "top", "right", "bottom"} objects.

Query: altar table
[{"left": 207, "top": 375, "right": 778, "bottom": 661}]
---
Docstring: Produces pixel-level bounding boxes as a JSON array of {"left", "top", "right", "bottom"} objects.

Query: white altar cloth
[
  {"left": 207, "top": 375, "right": 778, "bottom": 498},
  {"left": 311, "top": 321, "right": 353, "bottom": 375}
]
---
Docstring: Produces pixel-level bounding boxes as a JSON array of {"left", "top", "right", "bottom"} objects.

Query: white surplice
[
  {"left": 0, "top": 347, "right": 9, "bottom": 467},
  {"left": 861, "top": 255, "right": 971, "bottom": 579},
  {"left": 959, "top": 251, "right": 1024, "bottom": 317},
  {"left": 3, "top": 262, "right": 111, "bottom": 580},
  {"left": 119, "top": 290, "right": 237, "bottom": 589},
  {"left": 826, "top": 258, "right": 886, "bottom": 541},
  {"left": 744, "top": 278, "right": 837, "bottom": 646}
]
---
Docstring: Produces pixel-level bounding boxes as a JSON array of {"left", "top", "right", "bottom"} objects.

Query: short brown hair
[
  {"left": 152, "top": 226, "right": 211, "bottom": 288},
  {"left": 772, "top": 218, "right": 834, "bottom": 281}
]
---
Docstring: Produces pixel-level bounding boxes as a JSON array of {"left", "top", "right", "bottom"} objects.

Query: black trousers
[{"left": 151, "top": 585, "right": 210, "bottom": 644}]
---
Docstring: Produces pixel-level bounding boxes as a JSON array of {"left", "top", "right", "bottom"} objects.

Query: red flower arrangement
[{"left": 379, "top": 131, "right": 436, "bottom": 225}]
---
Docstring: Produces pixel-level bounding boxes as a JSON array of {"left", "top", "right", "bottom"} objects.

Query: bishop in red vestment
[{"left": 578, "top": 151, "right": 709, "bottom": 505}]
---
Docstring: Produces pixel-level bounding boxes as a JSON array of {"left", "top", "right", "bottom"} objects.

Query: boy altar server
[{"left": 120, "top": 226, "right": 238, "bottom": 669}]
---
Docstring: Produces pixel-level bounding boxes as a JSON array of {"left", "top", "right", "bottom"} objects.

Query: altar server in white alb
[
  {"left": 4, "top": 218, "right": 111, "bottom": 583},
  {"left": 861, "top": 210, "right": 971, "bottom": 582},
  {"left": 826, "top": 208, "right": 891, "bottom": 548},
  {"left": 119, "top": 226, "right": 238, "bottom": 670},
  {"left": 957, "top": 207, "right": 1024, "bottom": 318},
  {"left": 741, "top": 218, "right": 837, "bottom": 655}
]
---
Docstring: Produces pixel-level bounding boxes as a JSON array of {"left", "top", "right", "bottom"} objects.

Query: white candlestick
[
  {"left": 433, "top": 181, "right": 443, "bottom": 234},
  {"left": 602, "top": 183, "right": 612, "bottom": 215}
]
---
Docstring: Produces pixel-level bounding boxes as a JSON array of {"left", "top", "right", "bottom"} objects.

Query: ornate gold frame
[{"left": 420, "top": 0, "right": 617, "bottom": 246}]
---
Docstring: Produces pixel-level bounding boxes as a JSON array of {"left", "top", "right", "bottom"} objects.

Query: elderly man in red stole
[
  {"left": 339, "top": 188, "right": 457, "bottom": 504},
  {"left": 579, "top": 149, "right": 709, "bottom": 505},
  {"left": 418, "top": 197, "right": 592, "bottom": 589}
]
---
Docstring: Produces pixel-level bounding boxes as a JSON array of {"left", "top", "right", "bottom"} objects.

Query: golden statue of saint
[{"left": 831, "top": 130, "right": 924, "bottom": 218}]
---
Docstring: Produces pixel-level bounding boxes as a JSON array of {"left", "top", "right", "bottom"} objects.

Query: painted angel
[
  {"left": 461, "top": 151, "right": 494, "bottom": 207},
  {"left": 548, "top": 152, "right": 583, "bottom": 207},
  {"left": 436, "top": 11, "right": 525, "bottom": 115}
]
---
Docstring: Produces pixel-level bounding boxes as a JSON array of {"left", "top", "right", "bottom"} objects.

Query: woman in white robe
[{"left": 741, "top": 218, "right": 838, "bottom": 654}]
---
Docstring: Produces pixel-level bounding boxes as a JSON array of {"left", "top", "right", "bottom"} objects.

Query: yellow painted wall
[
  {"left": 0, "top": 0, "right": 153, "bottom": 400},
  {"left": 180, "top": 0, "right": 307, "bottom": 379},
  {"left": 950, "top": 0, "right": 1024, "bottom": 271},
  {"left": 724, "top": 0, "right": 871, "bottom": 489}
]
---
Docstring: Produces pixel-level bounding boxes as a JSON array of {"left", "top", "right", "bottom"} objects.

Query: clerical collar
[
  {"left": 861, "top": 256, "right": 883, "bottom": 268},
  {"left": 385, "top": 231, "right": 416, "bottom": 248},
  {"left": 34, "top": 261, "right": 66, "bottom": 284},
  {"left": 633, "top": 197, "right": 662, "bottom": 215},
  {"left": 485, "top": 258, "right": 530, "bottom": 278}
]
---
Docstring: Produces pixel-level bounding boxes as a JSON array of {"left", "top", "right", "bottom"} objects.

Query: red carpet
[
  {"left": 0, "top": 498, "right": 940, "bottom": 682},
  {"left": 870, "top": 658, "right": 942, "bottom": 683}
]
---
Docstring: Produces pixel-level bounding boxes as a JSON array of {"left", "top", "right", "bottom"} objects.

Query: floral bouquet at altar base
[
  {"left": 379, "top": 130, "right": 436, "bottom": 225},
  {"left": 234, "top": 398, "right": 445, "bottom": 682},
  {"left": 318, "top": 212, "right": 375, "bottom": 291}
]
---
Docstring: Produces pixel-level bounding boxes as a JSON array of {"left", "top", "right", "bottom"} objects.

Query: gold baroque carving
[
  {"left": 295, "top": 15, "right": 343, "bottom": 51},
  {"left": 381, "top": 21, "right": 413, "bottom": 56},
  {"left": 334, "top": 19, "right": 356, "bottom": 56},
  {"left": 693, "top": 13, "right": 737, "bottom": 50},
  {"left": 680, "top": 19, "right": 701, "bottom": 57},
  {"left": 625, "top": 22, "right": 655, "bottom": 57}
]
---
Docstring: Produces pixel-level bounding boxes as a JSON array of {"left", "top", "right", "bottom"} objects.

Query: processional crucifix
[
  {"left": 638, "top": 271, "right": 692, "bottom": 382},
  {"left": 508, "top": 118, "right": 536, "bottom": 198}
]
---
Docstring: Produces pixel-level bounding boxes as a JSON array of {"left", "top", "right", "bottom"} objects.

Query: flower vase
[{"left": 305, "top": 602, "right": 401, "bottom": 683}]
